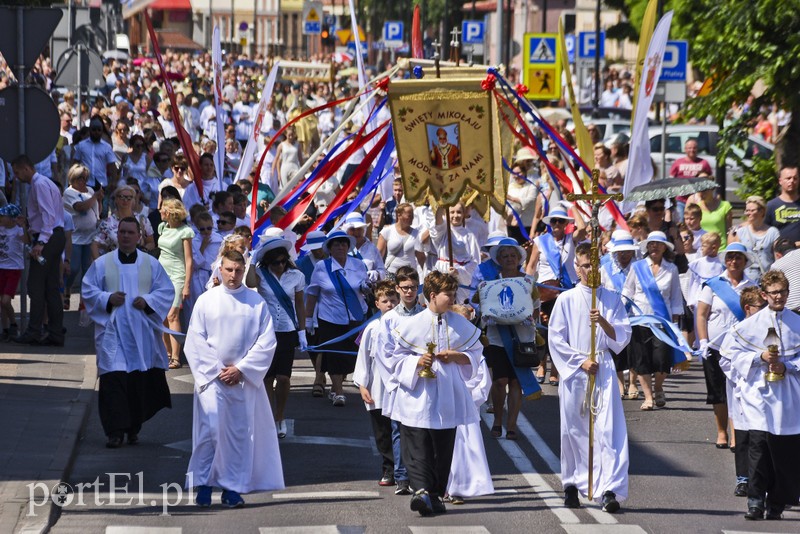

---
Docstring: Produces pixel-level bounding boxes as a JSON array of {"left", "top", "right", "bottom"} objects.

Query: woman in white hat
[
  {"left": 695, "top": 242, "right": 756, "bottom": 450},
  {"left": 525, "top": 203, "right": 587, "bottom": 385},
  {"left": 377, "top": 202, "right": 426, "bottom": 278},
  {"left": 252, "top": 236, "right": 307, "bottom": 438},
  {"left": 424, "top": 203, "right": 481, "bottom": 304},
  {"left": 622, "top": 231, "right": 684, "bottom": 411},
  {"left": 305, "top": 230, "right": 369, "bottom": 406},
  {"left": 602, "top": 230, "right": 640, "bottom": 400},
  {"left": 479, "top": 239, "right": 539, "bottom": 440},
  {"left": 344, "top": 212, "right": 386, "bottom": 282}
]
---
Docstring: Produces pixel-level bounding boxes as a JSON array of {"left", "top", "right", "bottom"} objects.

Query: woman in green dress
[{"left": 158, "top": 197, "right": 194, "bottom": 369}]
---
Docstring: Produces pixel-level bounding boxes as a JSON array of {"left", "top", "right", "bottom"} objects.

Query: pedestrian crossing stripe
[{"left": 529, "top": 37, "right": 556, "bottom": 64}]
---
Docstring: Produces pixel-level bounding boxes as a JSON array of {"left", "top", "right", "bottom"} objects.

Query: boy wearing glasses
[{"left": 719, "top": 271, "right": 800, "bottom": 521}]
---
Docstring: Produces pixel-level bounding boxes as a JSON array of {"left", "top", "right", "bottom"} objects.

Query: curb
[{"left": 14, "top": 355, "right": 97, "bottom": 534}]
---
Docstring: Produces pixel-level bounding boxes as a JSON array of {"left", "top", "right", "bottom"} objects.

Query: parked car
[{"left": 619, "top": 125, "right": 774, "bottom": 206}]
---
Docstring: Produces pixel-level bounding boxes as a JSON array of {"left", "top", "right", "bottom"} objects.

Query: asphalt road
[{"left": 48, "top": 356, "right": 799, "bottom": 534}]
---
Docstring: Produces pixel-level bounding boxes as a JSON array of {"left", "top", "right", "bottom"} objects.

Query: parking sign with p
[
  {"left": 383, "top": 21, "right": 403, "bottom": 47},
  {"left": 462, "top": 20, "right": 485, "bottom": 44}
]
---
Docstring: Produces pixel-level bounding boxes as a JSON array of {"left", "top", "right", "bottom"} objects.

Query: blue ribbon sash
[
  {"left": 539, "top": 232, "right": 573, "bottom": 289},
  {"left": 497, "top": 324, "right": 542, "bottom": 400},
  {"left": 260, "top": 266, "right": 299, "bottom": 330},
  {"left": 325, "top": 258, "right": 365, "bottom": 322},
  {"left": 703, "top": 276, "right": 746, "bottom": 322}
]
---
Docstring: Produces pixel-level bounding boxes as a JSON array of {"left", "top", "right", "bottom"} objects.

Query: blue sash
[
  {"left": 632, "top": 259, "right": 687, "bottom": 366},
  {"left": 497, "top": 325, "right": 542, "bottom": 400},
  {"left": 325, "top": 258, "right": 364, "bottom": 322},
  {"left": 632, "top": 259, "right": 671, "bottom": 321},
  {"left": 539, "top": 232, "right": 574, "bottom": 288},
  {"left": 478, "top": 260, "right": 500, "bottom": 282},
  {"left": 603, "top": 261, "right": 627, "bottom": 293},
  {"left": 260, "top": 266, "right": 299, "bottom": 330},
  {"left": 297, "top": 254, "right": 315, "bottom": 285},
  {"left": 703, "top": 276, "right": 746, "bottom": 321}
]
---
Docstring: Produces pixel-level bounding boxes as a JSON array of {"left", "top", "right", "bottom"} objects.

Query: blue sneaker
[
  {"left": 195, "top": 485, "right": 212, "bottom": 507},
  {"left": 221, "top": 489, "right": 245, "bottom": 508}
]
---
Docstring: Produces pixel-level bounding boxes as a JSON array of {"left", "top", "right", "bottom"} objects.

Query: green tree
[{"left": 671, "top": 0, "right": 800, "bottom": 195}]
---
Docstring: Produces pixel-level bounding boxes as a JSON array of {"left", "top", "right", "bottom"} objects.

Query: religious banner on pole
[{"left": 388, "top": 78, "right": 503, "bottom": 214}]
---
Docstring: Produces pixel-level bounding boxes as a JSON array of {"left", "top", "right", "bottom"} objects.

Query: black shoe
[
  {"left": 379, "top": 468, "right": 395, "bottom": 486},
  {"left": 410, "top": 490, "right": 433, "bottom": 516},
  {"left": 564, "top": 485, "right": 580, "bottom": 509},
  {"left": 38, "top": 335, "right": 64, "bottom": 347},
  {"left": 13, "top": 332, "right": 43, "bottom": 345},
  {"left": 744, "top": 506, "right": 764, "bottom": 520},
  {"left": 601, "top": 491, "right": 620, "bottom": 513},
  {"left": 127, "top": 433, "right": 139, "bottom": 445},
  {"left": 430, "top": 494, "right": 447, "bottom": 514},
  {"left": 766, "top": 504, "right": 784, "bottom": 520},
  {"left": 395, "top": 480, "right": 412, "bottom": 495},
  {"left": 106, "top": 436, "right": 124, "bottom": 449},
  {"left": 734, "top": 482, "right": 748, "bottom": 497}
]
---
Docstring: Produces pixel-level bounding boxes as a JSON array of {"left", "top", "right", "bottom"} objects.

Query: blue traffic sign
[
  {"left": 565, "top": 34, "right": 575, "bottom": 64},
  {"left": 528, "top": 36, "right": 556, "bottom": 64},
  {"left": 660, "top": 40, "right": 688, "bottom": 82},
  {"left": 346, "top": 41, "right": 368, "bottom": 57},
  {"left": 304, "top": 21, "right": 321, "bottom": 34},
  {"left": 383, "top": 21, "right": 403, "bottom": 44},
  {"left": 462, "top": 20, "right": 485, "bottom": 44},
  {"left": 578, "top": 31, "right": 605, "bottom": 59}
]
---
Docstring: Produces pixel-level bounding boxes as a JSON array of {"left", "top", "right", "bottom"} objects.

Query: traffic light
[{"left": 321, "top": 24, "right": 333, "bottom": 46}]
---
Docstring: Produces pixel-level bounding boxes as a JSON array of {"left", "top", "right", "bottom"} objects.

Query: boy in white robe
[
  {"left": 81, "top": 217, "right": 175, "bottom": 448},
  {"left": 719, "top": 270, "right": 800, "bottom": 521},
  {"left": 353, "top": 282, "right": 399, "bottom": 488},
  {"left": 378, "top": 271, "right": 483, "bottom": 516},
  {"left": 183, "top": 250, "right": 284, "bottom": 508},
  {"left": 548, "top": 243, "right": 632, "bottom": 513}
]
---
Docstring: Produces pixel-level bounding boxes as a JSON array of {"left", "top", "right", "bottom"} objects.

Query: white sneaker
[
  {"left": 277, "top": 420, "right": 287, "bottom": 439},
  {"left": 328, "top": 391, "right": 336, "bottom": 401},
  {"left": 332, "top": 394, "right": 346, "bottom": 407}
]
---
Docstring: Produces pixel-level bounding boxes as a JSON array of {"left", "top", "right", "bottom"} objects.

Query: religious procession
[{"left": 1, "top": 0, "right": 799, "bottom": 531}]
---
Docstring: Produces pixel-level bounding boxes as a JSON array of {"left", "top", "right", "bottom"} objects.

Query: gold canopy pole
[{"left": 566, "top": 168, "right": 624, "bottom": 501}]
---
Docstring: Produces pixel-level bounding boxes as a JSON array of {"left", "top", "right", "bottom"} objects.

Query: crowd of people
[{"left": 0, "top": 48, "right": 798, "bottom": 520}]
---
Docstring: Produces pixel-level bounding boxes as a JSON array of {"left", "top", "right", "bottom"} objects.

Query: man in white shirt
[{"left": 72, "top": 117, "right": 118, "bottom": 190}]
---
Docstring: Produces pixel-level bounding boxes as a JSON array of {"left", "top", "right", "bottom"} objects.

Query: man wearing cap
[
  {"left": 601, "top": 230, "right": 639, "bottom": 400},
  {"left": 429, "top": 128, "right": 461, "bottom": 170},
  {"left": 72, "top": 116, "right": 119, "bottom": 190},
  {"left": 696, "top": 244, "right": 757, "bottom": 453},
  {"left": 345, "top": 212, "right": 386, "bottom": 283}
]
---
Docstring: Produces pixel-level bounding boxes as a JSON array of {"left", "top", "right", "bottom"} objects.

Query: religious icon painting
[{"left": 427, "top": 123, "right": 461, "bottom": 170}]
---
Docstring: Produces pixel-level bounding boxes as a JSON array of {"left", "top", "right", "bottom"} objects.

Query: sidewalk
[{"left": 0, "top": 297, "right": 97, "bottom": 534}]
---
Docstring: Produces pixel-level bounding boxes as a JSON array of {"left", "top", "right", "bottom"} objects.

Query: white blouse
[
  {"left": 256, "top": 268, "right": 306, "bottom": 332},
  {"left": 307, "top": 256, "right": 369, "bottom": 325},
  {"left": 622, "top": 257, "right": 684, "bottom": 318}
]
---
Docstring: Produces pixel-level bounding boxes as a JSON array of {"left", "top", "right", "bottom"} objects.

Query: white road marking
[
  {"left": 106, "top": 528, "right": 182, "bottom": 533},
  {"left": 515, "top": 411, "right": 619, "bottom": 524},
  {"left": 259, "top": 528, "right": 343, "bottom": 534},
  {"left": 281, "top": 435, "right": 376, "bottom": 449},
  {"left": 492, "top": 488, "right": 519, "bottom": 494},
  {"left": 409, "top": 527, "right": 490, "bottom": 534},
  {"left": 480, "top": 411, "right": 580, "bottom": 524},
  {"left": 272, "top": 491, "right": 380, "bottom": 500},
  {"left": 562, "top": 525, "right": 647, "bottom": 533},
  {"left": 170, "top": 374, "right": 194, "bottom": 384},
  {"left": 163, "top": 438, "right": 192, "bottom": 452}
]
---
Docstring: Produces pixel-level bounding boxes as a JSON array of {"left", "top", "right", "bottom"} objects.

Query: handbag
[{"left": 511, "top": 327, "right": 540, "bottom": 368}]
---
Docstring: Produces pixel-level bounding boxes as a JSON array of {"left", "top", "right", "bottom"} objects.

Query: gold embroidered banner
[{"left": 388, "top": 78, "right": 503, "bottom": 212}]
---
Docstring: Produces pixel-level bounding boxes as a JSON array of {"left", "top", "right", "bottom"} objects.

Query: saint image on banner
[{"left": 428, "top": 124, "right": 461, "bottom": 170}]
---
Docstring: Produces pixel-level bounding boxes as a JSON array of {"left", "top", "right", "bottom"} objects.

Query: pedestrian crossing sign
[{"left": 523, "top": 33, "right": 562, "bottom": 101}]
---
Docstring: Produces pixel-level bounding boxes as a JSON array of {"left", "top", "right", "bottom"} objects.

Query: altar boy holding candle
[{"left": 378, "top": 271, "right": 483, "bottom": 516}]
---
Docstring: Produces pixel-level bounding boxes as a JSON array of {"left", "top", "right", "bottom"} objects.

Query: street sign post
[
  {"left": 523, "top": 33, "right": 561, "bottom": 101},
  {"left": 660, "top": 40, "right": 688, "bottom": 82},
  {"left": 383, "top": 21, "right": 403, "bottom": 49},
  {"left": 578, "top": 31, "right": 605, "bottom": 59},
  {"left": 461, "top": 20, "right": 485, "bottom": 60},
  {"left": 302, "top": 1, "right": 323, "bottom": 35}
]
